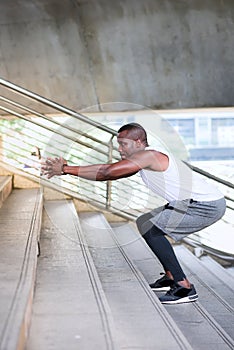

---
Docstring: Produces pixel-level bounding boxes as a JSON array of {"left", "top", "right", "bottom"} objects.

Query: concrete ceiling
[
  {"left": 0, "top": 0, "right": 86, "bottom": 24},
  {"left": 1, "top": 0, "right": 234, "bottom": 109}
]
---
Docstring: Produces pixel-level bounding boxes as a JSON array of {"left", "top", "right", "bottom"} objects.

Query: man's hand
[{"left": 41, "top": 157, "right": 67, "bottom": 179}]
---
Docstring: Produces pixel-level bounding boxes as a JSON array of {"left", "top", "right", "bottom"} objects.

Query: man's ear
[{"left": 136, "top": 139, "right": 142, "bottom": 147}]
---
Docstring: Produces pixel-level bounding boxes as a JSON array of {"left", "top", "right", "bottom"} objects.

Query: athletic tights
[{"left": 143, "top": 225, "right": 186, "bottom": 283}]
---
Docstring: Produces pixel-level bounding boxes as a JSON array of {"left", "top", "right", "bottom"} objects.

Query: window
[
  {"left": 165, "top": 118, "right": 195, "bottom": 145},
  {"left": 212, "top": 118, "right": 234, "bottom": 146}
]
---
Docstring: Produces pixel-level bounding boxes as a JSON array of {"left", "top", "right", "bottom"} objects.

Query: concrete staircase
[
  {"left": 111, "top": 221, "right": 234, "bottom": 349},
  {"left": 0, "top": 176, "right": 234, "bottom": 349},
  {"left": 79, "top": 212, "right": 192, "bottom": 350},
  {"left": 0, "top": 176, "right": 42, "bottom": 350},
  {"left": 0, "top": 175, "right": 12, "bottom": 209},
  {"left": 26, "top": 200, "right": 118, "bottom": 350}
]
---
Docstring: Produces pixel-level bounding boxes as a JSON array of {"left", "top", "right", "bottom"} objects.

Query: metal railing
[
  {"left": 184, "top": 161, "right": 234, "bottom": 208},
  {"left": 0, "top": 78, "right": 233, "bottom": 259},
  {"left": 183, "top": 161, "right": 234, "bottom": 261},
  {"left": 0, "top": 78, "right": 162, "bottom": 219}
]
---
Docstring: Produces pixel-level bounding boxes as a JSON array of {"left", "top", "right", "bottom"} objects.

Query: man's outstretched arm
[
  {"left": 41, "top": 150, "right": 167, "bottom": 180},
  {"left": 42, "top": 156, "right": 140, "bottom": 180}
]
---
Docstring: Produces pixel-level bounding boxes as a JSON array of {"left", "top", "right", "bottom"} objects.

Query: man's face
[{"left": 117, "top": 130, "right": 142, "bottom": 159}]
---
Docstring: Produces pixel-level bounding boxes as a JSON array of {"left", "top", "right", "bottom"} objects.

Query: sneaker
[
  {"left": 150, "top": 273, "right": 175, "bottom": 291},
  {"left": 159, "top": 283, "right": 198, "bottom": 304}
]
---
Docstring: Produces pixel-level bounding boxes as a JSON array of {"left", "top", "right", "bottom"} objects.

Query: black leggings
[{"left": 140, "top": 224, "right": 186, "bottom": 283}]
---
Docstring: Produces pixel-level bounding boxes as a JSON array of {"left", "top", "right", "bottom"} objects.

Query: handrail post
[{"left": 106, "top": 135, "right": 115, "bottom": 209}]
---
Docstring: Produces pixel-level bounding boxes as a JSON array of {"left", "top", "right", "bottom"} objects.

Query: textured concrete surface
[
  {"left": 0, "top": 0, "right": 233, "bottom": 111},
  {"left": 0, "top": 175, "right": 12, "bottom": 208},
  {"left": 112, "top": 221, "right": 234, "bottom": 350},
  {"left": 1, "top": 183, "right": 234, "bottom": 349},
  {"left": 0, "top": 188, "right": 42, "bottom": 350},
  {"left": 80, "top": 212, "right": 193, "bottom": 350},
  {"left": 26, "top": 200, "right": 118, "bottom": 350}
]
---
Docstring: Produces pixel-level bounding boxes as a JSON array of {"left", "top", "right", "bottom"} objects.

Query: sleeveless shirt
[{"left": 139, "top": 149, "right": 223, "bottom": 202}]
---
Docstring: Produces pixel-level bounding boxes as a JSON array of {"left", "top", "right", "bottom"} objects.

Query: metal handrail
[
  {"left": 1, "top": 85, "right": 233, "bottom": 261},
  {"left": 0, "top": 121, "right": 154, "bottom": 217},
  {"left": 0, "top": 78, "right": 117, "bottom": 136},
  {"left": 1, "top": 80, "right": 159, "bottom": 215},
  {"left": 0, "top": 105, "right": 111, "bottom": 158},
  {"left": 0, "top": 96, "right": 113, "bottom": 147},
  {"left": 184, "top": 161, "right": 234, "bottom": 190},
  {"left": 0, "top": 77, "right": 117, "bottom": 212},
  {"left": 0, "top": 78, "right": 233, "bottom": 224}
]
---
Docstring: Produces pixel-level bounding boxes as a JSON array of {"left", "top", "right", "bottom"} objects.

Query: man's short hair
[{"left": 118, "top": 123, "right": 149, "bottom": 147}]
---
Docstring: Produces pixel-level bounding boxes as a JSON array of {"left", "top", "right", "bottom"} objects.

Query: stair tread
[
  {"left": 174, "top": 245, "right": 234, "bottom": 303},
  {"left": 0, "top": 175, "right": 12, "bottom": 208},
  {"left": 80, "top": 212, "right": 193, "bottom": 350},
  {"left": 26, "top": 200, "right": 118, "bottom": 350},
  {"left": 200, "top": 254, "right": 234, "bottom": 281},
  {"left": 0, "top": 188, "right": 42, "bottom": 350},
  {"left": 173, "top": 245, "right": 234, "bottom": 340},
  {"left": 0, "top": 175, "right": 11, "bottom": 187},
  {"left": 111, "top": 221, "right": 234, "bottom": 349}
]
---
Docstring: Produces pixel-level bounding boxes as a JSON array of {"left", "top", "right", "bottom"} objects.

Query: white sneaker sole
[{"left": 160, "top": 294, "right": 198, "bottom": 304}]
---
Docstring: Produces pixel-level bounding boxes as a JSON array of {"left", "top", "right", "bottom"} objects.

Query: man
[{"left": 42, "top": 123, "right": 226, "bottom": 304}]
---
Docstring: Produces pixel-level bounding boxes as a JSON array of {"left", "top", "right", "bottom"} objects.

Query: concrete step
[
  {"left": 174, "top": 245, "right": 234, "bottom": 340},
  {"left": 226, "top": 266, "right": 234, "bottom": 277},
  {"left": 80, "top": 212, "right": 192, "bottom": 350},
  {"left": 0, "top": 175, "right": 12, "bottom": 208},
  {"left": 175, "top": 244, "right": 234, "bottom": 297},
  {"left": 26, "top": 200, "right": 119, "bottom": 350},
  {"left": 199, "top": 254, "right": 234, "bottom": 282},
  {"left": 111, "top": 222, "right": 234, "bottom": 350},
  {"left": 0, "top": 188, "right": 43, "bottom": 350}
]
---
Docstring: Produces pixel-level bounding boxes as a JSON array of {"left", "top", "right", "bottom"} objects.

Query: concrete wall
[{"left": 0, "top": 0, "right": 233, "bottom": 111}]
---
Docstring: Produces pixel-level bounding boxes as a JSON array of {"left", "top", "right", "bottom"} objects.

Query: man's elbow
[
  {"left": 96, "top": 167, "right": 122, "bottom": 181},
  {"left": 96, "top": 164, "right": 138, "bottom": 181},
  {"left": 96, "top": 167, "right": 113, "bottom": 181}
]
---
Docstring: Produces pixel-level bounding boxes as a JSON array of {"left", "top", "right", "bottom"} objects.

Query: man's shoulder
[{"left": 131, "top": 149, "right": 169, "bottom": 172}]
